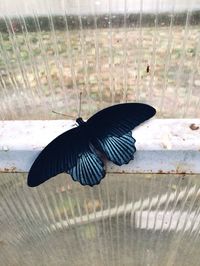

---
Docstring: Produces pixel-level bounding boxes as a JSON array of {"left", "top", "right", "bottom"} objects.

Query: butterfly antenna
[
  {"left": 52, "top": 110, "right": 75, "bottom": 119},
  {"left": 78, "top": 92, "right": 82, "bottom": 117}
]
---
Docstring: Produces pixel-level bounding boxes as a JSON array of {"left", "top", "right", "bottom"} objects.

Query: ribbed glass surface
[
  {"left": 1, "top": 173, "right": 200, "bottom": 265},
  {"left": 1, "top": 1, "right": 200, "bottom": 265},
  {"left": 0, "top": 0, "right": 200, "bottom": 119}
]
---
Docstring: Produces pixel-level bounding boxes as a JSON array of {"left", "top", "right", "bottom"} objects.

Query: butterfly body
[
  {"left": 76, "top": 117, "right": 85, "bottom": 126},
  {"left": 28, "top": 103, "right": 156, "bottom": 187}
]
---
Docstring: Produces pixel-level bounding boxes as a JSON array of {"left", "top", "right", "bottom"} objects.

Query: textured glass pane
[
  {"left": 1, "top": 1, "right": 200, "bottom": 265},
  {"left": 1, "top": 173, "right": 200, "bottom": 265},
  {"left": 0, "top": 1, "right": 200, "bottom": 119}
]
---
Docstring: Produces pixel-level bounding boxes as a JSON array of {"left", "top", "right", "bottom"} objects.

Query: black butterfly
[{"left": 28, "top": 103, "right": 156, "bottom": 187}]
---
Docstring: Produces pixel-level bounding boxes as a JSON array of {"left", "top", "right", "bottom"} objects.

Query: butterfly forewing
[
  {"left": 87, "top": 103, "right": 155, "bottom": 166},
  {"left": 28, "top": 126, "right": 105, "bottom": 187},
  {"left": 87, "top": 103, "right": 156, "bottom": 138}
]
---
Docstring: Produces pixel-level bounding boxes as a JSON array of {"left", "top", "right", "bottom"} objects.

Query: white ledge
[{"left": 0, "top": 119, "right": 200, "bottom": 174}]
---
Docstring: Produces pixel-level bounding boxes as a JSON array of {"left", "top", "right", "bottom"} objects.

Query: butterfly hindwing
[
  {"left": 92, "top": 131, "right": 136, "bottom": 165},
  {"left": 66, "top": 146, "right": 105, "bottom": 186}
]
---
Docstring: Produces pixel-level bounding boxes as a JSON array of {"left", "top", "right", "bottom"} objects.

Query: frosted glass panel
[{"left": 1, "top": 173, "right": 200, "bottom": 265}]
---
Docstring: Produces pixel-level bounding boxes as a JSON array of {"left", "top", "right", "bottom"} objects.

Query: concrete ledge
[{"left": 0, "top": 119, "right": 199, "bottom": 174}]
